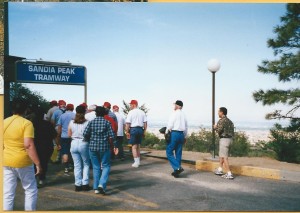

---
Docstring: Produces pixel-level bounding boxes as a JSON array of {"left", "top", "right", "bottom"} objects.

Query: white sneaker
[
  {"left": 95, "top": 190, "right": 100, "bottom": 194},
  {"left": 214, "top": 169, "right": 223, "bottom": 176},
  {"left": 132, "top": 162, "right": 139, "bottom": 168},
  {"left": 222, "top": 173, "right": 234, "bottom": 180}
]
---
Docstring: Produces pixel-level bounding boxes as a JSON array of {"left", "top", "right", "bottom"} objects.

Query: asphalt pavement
[{"left": 13, "top": 155, "right": 300, "bottom": 211}]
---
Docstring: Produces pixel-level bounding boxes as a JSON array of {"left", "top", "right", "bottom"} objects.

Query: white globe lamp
[{"left": 207, "top": 59, "right": 221, "bottom": 73}]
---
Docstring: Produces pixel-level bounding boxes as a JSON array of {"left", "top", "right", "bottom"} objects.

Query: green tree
[
  {"left": 253, "top": 4, "right": 300, "bottom": 120},
  {"left": 10, "top": 82, "right": 49, "bottom": 113},
  {"left": 122, "top": 100, "right": 149, "bottom": 116},
  {"left": 253, "top": 4, "right": 300, "bottom": 163}
]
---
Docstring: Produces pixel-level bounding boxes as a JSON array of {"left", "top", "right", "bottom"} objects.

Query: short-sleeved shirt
[
  {"left": 104, "top": 115, "right": 118, "bottom": 134},
  {"left": 69, "top": 120, "right": 89, "bottom": 140},
  {"left": 46, "top": 106, "right": 59, "bottom": 121},
  {"left": 83, "top": 117, "right": 114, "bottom": 152},
  {"left": 51, "top": 108, "right": 64, "bottom": 126},
  {"left": 126, "top": 108, "right": 147, "bottom": 128},
  {"left": 114, "top": 112, "right": 125, "bottom": 136},
  {"left": 57, "top": 111, "right": 75, "bottom": 138},
  {"left": 215, "top": 116, "right": 234, "bottom": 138},
  {"left": 4, "top": 115, "right": 34, "bottom": 168}
]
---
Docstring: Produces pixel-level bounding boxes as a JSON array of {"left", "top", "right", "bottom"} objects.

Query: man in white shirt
[
  {"left": 166, "top": 100, "right": 188, "bottom": 178},
  {"left": 113, "top": 105, "right": 125, "bottom": 160},
  {"left": 125, "top": 100, "right": 147, "bottom": 168},
  {"left": 85, "top": 104, "right": 97, "bottom": 121}
]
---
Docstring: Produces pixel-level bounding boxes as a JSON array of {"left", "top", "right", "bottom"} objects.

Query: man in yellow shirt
[{"left": 3, "top": 99, "right": 42, "bottom": 211}]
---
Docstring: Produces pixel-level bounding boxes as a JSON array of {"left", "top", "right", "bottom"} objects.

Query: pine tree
[
  {"left": 253, "top": 4, "right": 300, "bottom": 163},
  {"left": 253, "top": 4, "right": 300, "bottom": 120}
]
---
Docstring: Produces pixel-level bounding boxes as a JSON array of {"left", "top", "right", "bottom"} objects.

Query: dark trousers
[
  {"left": 35, "top": 147, "right": 54, "bottom": 180},
  {"left": 116, "top": 136, "right": 124, "bottom": 158}
]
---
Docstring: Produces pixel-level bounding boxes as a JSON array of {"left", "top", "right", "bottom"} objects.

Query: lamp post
[{"left": 207, "top": 59, "right": 221, "bottom": 159}]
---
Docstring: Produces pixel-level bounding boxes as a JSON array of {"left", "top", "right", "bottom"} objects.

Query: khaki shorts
[{"left": 219, "top": 138, "right": 233, "bottom": 157}]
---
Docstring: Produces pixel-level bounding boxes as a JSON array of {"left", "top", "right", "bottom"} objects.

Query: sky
[{"left": 8, "top": 2, "right": 299, "bottom": 127}]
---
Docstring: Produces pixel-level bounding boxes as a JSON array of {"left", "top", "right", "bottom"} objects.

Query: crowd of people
[{"left": 3, "top": 97, "right": 235, "bottom": 211}]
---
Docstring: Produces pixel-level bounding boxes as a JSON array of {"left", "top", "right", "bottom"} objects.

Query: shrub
[
  {"left": 184, "top": 128, "right": 214, "bottom": 153},
  {"left": 141, "top": 132, "right": 161, "bottom": 149},
  {"left": 185, "top": 128, "right": 251, "bottom": 157},
  {"left": 264, "top": 121, "right": 300, "bottom": 163},
  {"left": 229, "top": 132, "right": 251, "bottom": 157}
]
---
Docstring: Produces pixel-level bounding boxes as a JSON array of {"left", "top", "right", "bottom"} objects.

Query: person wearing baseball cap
[
  {"left": 80, "top": 103, "right": 88, "bottom": 111},
  {"left": 125, "top": 100, "right": 147, "bottom": 168},
  {"left": 113, "top": 105, "right": 126, "bottom": 160},
  {"left": 46, "top": 100, "right": 58, "bottom": 121},
  {"left": 57, "top": 103, "right": 75, "bottom": 174},
  {"left": 165, "top": 100, "right": 188, "bottom": 178},
  {"left": 51, "top": 100, "right": 66, "bottom": 127},
  {"left": 103, "top": 102, "right": 118, "bottom": 123},
  {"left": 50, "top": 100, "right": 67, "bottom": 164}
]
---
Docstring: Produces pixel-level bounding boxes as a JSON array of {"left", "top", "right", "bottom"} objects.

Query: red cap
[
  {"left": 50, "top": 100, "right": 57, "bottom": 105},
  {"left": 58, "top": 100, "right": 66, "bottom": 106},
  {"left": 130, "top": 100, "right": 138, "bottom": 105},
  {"left": 80, "top": 103, "right": 88, "bottom": 109},
  {"left": 66, "top": 104, "right": 74, "bottom": 111},
  {"left": 103, "top": 102, "right": 111, "bottom": 108},
  {"left": 113, "top": 105, "right": 119, "bottom": 110}
]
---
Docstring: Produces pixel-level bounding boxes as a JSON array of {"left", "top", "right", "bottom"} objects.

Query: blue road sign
[{"left": 15, "top": 61, "right": 86, "bottom": 85}]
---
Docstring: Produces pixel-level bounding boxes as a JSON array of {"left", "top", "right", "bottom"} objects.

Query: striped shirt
[
  {"left": 68, "top": 120, "right": 89, "bottom": 140},
  {"left": 83, "top": 116, "right": 115, "bottom": 152}
]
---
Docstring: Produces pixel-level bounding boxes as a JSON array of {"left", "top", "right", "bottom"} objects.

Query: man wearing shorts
[
  {"left": 125, "top": 100, "right": 147, "bottom": 168},
  {"left": 214, "top": 107, "right": 235, "bottom": 179}
]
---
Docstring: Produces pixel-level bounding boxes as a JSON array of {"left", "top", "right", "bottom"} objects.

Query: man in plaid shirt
[{"left": 83, "top": 106, "right": 117, "bottom": 195}]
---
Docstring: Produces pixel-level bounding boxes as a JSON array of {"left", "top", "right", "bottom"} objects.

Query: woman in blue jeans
[
  {"left": 83, "top": 106, "right": 117, "bottom": 195},
  {"left": 68, "top": 105, "right": 90, "bottom": 191}
]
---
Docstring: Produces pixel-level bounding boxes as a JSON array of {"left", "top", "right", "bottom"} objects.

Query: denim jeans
[
  {"left": 70, "top": 139, "right": 90, "bottom": 186},
  {"left": 166, "top": 131, "right": 184, "bottom": 171},
  {"left": 89, "top": 149, "right": 111, "bottom": 190},
  {"left": 3, "top": 165, "right": 38, "bottom": 211}
]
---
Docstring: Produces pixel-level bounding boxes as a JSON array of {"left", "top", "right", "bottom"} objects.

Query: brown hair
[{"left": 74, "top": 113, "right": 86, "bottom": 124}]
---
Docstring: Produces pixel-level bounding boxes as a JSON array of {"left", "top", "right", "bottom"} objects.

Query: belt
[
  {"left": 172, "top": 130, "right": 184, "bottom": 133},
  {"left": 72, "top": 137, "right": 83, "bottom": 140},
  {"left": 131, "top": 126, "right": 143, "bottom": 129},
  {"left": 220, "top": 136, "right": 232, "bottom": 138}
]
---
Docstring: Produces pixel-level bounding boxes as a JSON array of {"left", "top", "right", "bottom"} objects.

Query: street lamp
[{"left": 207, "top": 59, "right": 221, "bottom": 159}]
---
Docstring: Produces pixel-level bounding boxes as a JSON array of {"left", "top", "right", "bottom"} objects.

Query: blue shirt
[
  {"left": 83, "top": 116, "right": 115, "bottom": 152},
  {"left": 57, "top": 111, "right": 75, "bottom": 138},
  {"left": 51, "top": 108, "right": 64, "bottom": 126}
]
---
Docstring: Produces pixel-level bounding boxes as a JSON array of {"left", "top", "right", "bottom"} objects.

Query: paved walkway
[
  {"left": 141, "top": 149, "right": 300, "bottom": 182},
  {"left": 12, "top": 156, "right": 300, "bottom": 211}
]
